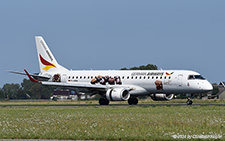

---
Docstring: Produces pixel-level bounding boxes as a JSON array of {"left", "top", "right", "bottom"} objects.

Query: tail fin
[{"left": 35, "top": 36, "right": 68, "bottom": 73}]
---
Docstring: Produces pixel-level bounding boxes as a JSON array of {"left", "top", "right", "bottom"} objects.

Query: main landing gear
[
  {"left": 128, "top": 97, "right": 138, "bottom": 105},
  {"left": 98, "top": 97, "right": 138, "bottom": 105},
  {"left": 99, "top": 98, "right": 109, "bottom": 105}
]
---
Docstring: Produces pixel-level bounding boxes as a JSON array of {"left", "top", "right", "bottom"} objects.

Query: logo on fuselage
[
  {"left": 131, "top": 72, "right": 164, "bottom": 76},
  {"left": 166, "top": 72, "right": 174, "bottom": 77}
]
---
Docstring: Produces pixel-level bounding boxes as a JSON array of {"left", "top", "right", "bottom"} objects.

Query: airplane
[{"left": 9, "top": 36, "right": 213, "bottom": 105}]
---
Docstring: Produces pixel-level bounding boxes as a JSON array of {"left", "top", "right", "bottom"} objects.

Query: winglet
[{"left": 24, "top": 69, "right": 39, "bottom": 83}]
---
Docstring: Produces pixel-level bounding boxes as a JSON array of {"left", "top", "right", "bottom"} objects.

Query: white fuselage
[{"left": 43, "top": 69, "right": 213, "bottom": 96}]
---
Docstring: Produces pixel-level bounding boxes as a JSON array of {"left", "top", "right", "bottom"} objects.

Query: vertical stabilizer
[{"left": 35, "top": 36, "right": 68, "bottom": 73}]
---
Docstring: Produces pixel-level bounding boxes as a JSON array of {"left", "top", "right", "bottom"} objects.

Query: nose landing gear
[{"left": 186, "top": 97, "right": 193, "bottom": 105}]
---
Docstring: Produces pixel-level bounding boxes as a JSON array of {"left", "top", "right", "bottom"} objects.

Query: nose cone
[{"left": 203, "top": 81, "right": 213, "bottom": 92}]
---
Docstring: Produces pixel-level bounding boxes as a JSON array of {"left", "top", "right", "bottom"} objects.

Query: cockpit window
[
  {"left": 188, "top": 75, "right": 205, "bottom": 80},
  {"left": 195, "top": 75, "right": 205, "bottom": 80},
  {"left": 188, "top": 75, "right": 195, "bottom": 80}
]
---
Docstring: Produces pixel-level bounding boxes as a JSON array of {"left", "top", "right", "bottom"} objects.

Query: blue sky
[{"left": 0, "top": 0, "right": 225, "bottom": 87}]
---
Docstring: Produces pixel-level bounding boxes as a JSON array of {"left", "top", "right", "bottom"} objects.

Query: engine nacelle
[
  {"left": 150, "top": 94, "right": 174, "bottom": 101},
  {"left": 106, "top": 88, "right": 130, "bottom": 101}
]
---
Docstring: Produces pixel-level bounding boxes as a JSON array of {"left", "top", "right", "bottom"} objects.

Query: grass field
[
  {"left": 0, "top": 98, "right": 225, "bottom": 105},
  {"left": 0, "top": 100, "right": 224, "bottom": 140}
]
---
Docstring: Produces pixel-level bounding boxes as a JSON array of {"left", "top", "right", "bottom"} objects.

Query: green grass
[
  {"left": 0, "top": 99, "right": 224, "bottom": 105},
  {"left": 0, "top": 105, "right": 224, "bottom": 140}
]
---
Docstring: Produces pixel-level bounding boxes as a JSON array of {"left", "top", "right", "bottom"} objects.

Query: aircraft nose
[{"left": 203, "top": 81, "right": 213, "bottom": 92}]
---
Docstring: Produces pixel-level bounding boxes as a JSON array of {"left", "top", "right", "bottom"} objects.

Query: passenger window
[
  {"left": 160, "top": 77, "right": 162, "bottom": 79},
  {"left": 164, "top": 76, "right": 166, "bottom": 79},
  {"left": 139, "top": 76, "right": 142, "bottom": 79},
  {"left": 127, "top": 76, "right": 129, "bottom": 79},
  {"left": 169, "top": 76, "right": 171, "bottom": 79},
  {"left": 152, "top": 76, "right": 154, "bottom": 79},
  {"left": 80, "top": 76, "right": 82, "bottom": 79},
  {"left": 156, "top": 77, "right": 158, "bottom": 79}
]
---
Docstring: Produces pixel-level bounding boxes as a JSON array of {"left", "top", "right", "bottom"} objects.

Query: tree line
[
  {"left": 0, "top": 79, "right": 56, "bottom": 100},
  {"left": 121, "top": 64, "right": 158, "bottom": 70}
]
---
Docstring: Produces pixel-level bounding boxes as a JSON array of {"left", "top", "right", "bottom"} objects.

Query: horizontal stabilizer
[{"left": 7, "top": 70, "right": 50, "bottom": 81}]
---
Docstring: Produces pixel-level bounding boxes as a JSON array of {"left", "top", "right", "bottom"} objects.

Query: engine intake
[
  {"left": 106, "top": 88, "right": 130, "bottom": 101},
  {"left": 150, "top": 94, "right": 174, "bottom": 101}
]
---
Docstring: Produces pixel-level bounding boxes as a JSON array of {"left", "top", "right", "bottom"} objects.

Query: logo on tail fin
[{"left": 40, "top": 54, "right": 56, "bottom": 71}]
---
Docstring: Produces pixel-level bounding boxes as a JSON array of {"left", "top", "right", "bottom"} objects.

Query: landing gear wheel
[
  {"left": 186, "top": 97, "right": 193, "bottom": 105},
  {"left": 128, "top": 97, "right": 138, "bottom": 105},
  {"left": 99, "top": 98, "right": 109, "bottom": 105},
  {"left": 52, "top": 97, "right": 57, "bottom": 101},
  {"left": 186, "top": 100, "right": 193, "bottom": 105}
]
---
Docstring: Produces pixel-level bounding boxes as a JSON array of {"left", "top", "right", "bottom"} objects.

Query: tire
[
  {"left": 99, "top": 98, "right": 109, "bottom": 105},
  {"left": 133, "top": 98, "right": 138, "bottom": 105},
  {"left": 52, "top": 97, "right": 57, "bottom": 101},
  {"left": 187, "top": 100, "right": 193, "bottom": 105},
  {"left": 128, "top": 97, "right": 138, "bottom": 105}
]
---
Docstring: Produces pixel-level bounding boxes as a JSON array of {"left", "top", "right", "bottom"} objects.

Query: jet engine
[
  {"left": 106, "top": 88, "right": 130, "bottom": 101},
  {"left": 150, "top": 94, "right": 174, "bottom": 101}
]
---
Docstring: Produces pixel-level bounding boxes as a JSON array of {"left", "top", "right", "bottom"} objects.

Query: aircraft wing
[
  {"left": 23, "top": 69, "right": 137, "bottom": 91},
  {"left": 24, "top": 69, "right": 107, "bottom": 89},
  {"left": 41, "top": 81, "right": 108, "bottom": 89}
]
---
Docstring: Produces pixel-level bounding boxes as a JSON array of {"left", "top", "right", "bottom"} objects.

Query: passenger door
[
  {"left": 177, "top": 74, "right": 183, "bottom": 87},
  {"left": 61, "top": 74, "right": 67, "bottom": 82}
]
